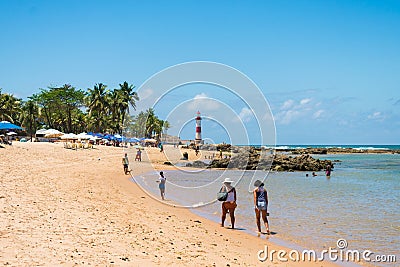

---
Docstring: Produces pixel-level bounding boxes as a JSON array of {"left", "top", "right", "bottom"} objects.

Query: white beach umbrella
[
  {"left": 6, "top": 131, "right": 17, "bottom": 136},
  {"left": 35, "top": 129, "right": 48, "bottom": 135},
  {"left": 76, "top": 133, "right": 92, "bottom": 139},
  {"left": 44, "top": 129, "right": 64, "bottom": 138},
  {"left": 60, "top": 133, "right": 78, "bottom": 140}
]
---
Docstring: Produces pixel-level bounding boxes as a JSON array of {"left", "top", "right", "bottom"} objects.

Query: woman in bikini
[{"left": 253, "top": 180, "right": 270, "bottom": 236}]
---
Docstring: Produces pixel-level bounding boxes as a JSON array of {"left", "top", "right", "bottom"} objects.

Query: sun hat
[
  {"left": 254, "top": 180, "right": 263, "bottom": 187},
  {"left": 223, "top": 178, "right": 234, "bottom": 184}
]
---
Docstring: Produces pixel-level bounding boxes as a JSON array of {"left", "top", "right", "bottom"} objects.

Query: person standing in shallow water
[
  {"left": 220, "top": 178, "right": 237, "bottom": 229},
  {"left": 157, "top": 171, "right": 166, "bottom": 200},
  {"left": 253, "top": 180, "right": 270, "bottom": 236},
  {"left": 326, "top": 164, "right": 332, "bottom": 178}
]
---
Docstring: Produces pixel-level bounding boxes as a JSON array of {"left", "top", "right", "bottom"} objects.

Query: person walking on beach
[
  {"left": 325, "top": 164, "right": 332, "bottom": 178},
  {"left": 122, "top": 153, "right": 130, "bottom": 175},
  {"left": 157, "top": 171, "right": 166, "bottom": 200},
  {"left": 135, "top": 148, "right": 142, "bottom": 161},
  {"left": 220, "top": 178, "right": 237, "bottom": 229},
  {"left": 253, "top": 180, "right": 270, "bottom": 236}
]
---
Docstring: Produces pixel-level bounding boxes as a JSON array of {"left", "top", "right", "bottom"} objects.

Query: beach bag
[{"left": 217, "top": 187, "right": 228, "bottom": 201}]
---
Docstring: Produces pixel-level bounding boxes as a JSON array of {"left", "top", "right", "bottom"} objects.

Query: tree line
[{"left": 0, "top": 82, "right": 169, "bottom": 139}]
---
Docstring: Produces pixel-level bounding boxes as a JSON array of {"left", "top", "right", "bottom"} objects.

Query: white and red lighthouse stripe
[{"left": 195, "top": 111, "right": 202, "bottom": 144}]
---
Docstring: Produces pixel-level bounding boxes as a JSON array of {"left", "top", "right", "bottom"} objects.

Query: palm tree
[
  {"left": 20, "top": 100, "right": 41, "bottom": 140},
  {"left": 162, "top": 120, "right": 171, "bottom": 137},
  {"left": 145, "top": 108, "right": 157, "bottom": 138},
  {"left": 117, "top": 81, "right": 139, "bottom": 133},
  {"left": 0, "top": 89, "right": 22, "bottom": 123},
  {"left": 108, "top": 89, "right": 123, "bottom": 133},
  {"left": 85, "top": 83, "right": 108, "bottom": 132}
]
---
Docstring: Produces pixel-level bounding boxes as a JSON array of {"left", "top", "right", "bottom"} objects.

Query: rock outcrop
[{"left": 207, "top": 147, "right": 333, "bottom": 171}]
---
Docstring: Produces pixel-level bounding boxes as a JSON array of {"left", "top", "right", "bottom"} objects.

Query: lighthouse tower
[{"left": 195, "top": 111, "right": 202, "bottom": 145}]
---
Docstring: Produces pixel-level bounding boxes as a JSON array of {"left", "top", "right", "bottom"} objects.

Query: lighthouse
[{"left": 195, "top": 111, "right": 202, "bottom": 144}]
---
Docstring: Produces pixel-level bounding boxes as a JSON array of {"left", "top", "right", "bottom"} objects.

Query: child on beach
[
  {"left": 253, "top": 180, "right": 270, "bottom": 236},
  {"left": 220, "top": 178, "right": 237, "bottom": 229},
  {"left": 156, "top": 171, "right": 166, "bottom": 200}
]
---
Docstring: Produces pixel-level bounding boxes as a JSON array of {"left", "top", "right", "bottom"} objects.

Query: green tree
[
  {"left": 117, "top": 81, "right": 139, "bottom": 132},
  {"left": 0, "top": 89, "right": 22, "bottom": 123},
  {"left": 127, "top": 108, "right": 170, "bottom": 139},
  {"left": 85, "top": 83, "right": 109, "bottom": 133},
  {"left": 34, "top": 85, "right": 85, "bottom": 133},
  {"left": 19, "top": 100, "right": 41, "bottom": 140}
]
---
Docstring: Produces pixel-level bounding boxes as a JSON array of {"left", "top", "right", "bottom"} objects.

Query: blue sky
[{"left": 0, "top": 0, "right": 399, "bottom": 144}]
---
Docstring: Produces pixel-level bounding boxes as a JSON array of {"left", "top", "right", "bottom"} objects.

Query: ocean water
[
  {"left": 134, "top": 153, "right": 399, "bottom": 266},
  {"left": 257, "top": 144, "right": 400, "bottom": 150}
]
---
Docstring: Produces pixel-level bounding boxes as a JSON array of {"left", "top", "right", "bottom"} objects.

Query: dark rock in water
[
  {"left": 292, "top": 148, "right": 328, "bottom": 154},
  {"left": 207, "top": 147, "right": 333, "bottom": 172},
  {"left": 164, "top": 161, "right": 173, "bottom": 165},
  {"left": 216, "top": 143, "right": 231, "bottom": 152},
  {"left": 191, "top": 161, "right": 208, "bottom": 168}
]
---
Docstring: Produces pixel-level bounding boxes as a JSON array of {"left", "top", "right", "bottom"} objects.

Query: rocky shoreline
[
  {"left": 184, "top": 145, "right": 333, "bottom": 171},
  {"left": 182, "top": 145, "right": 399, "bottom": 172},
  {"left": 209, "top": 147, "right": 333, "bottom": 171}
]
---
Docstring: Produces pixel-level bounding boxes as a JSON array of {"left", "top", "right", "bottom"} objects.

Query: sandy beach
[{"left": 0, "top": 142, "right": 338, "bottom": 266}]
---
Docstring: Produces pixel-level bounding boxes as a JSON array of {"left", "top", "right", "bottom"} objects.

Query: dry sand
[{"left": 0, "top": 142, "right": 338, "bottom": 266}]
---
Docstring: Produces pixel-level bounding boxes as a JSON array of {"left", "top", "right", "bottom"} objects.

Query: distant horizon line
[{"left": 228, "top": 143, "right": 400, "bottom": 146}]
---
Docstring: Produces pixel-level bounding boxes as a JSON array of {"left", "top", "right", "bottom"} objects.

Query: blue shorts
[{"left": 257, "top": 201, "right": 267, "bottom": 211}]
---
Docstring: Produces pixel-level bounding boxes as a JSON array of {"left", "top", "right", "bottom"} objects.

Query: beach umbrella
[
  {"left": 76, "top": 132, "right": 92, "bottom": 139},
  {"left": 6, "top": 131, "right": 17, "bottom": 136},
  {"left": 60, "top": 133, "right": 78, "bottom": 140},
  {"left": 0, "top": 121, "right": 22, "bottom": 130},
  {"left": 35, "top": 129, "right": 48, "bottom": 135},
  {"left": 89, "top": 135, "right": 101, "bottom": 140},
  {"left": 44, "top": 129, "right": 64, "bottom": 138}
]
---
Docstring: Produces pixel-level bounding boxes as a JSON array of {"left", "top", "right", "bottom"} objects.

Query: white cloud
[
  {"left": 139, "top": 88, "right": 153, "bottom": 100},
  {"left": 238, "top": 107, "right": 253, "bottom": 122},
  {"left": 188, "top": 93, "right": 221, "bottom": 111},
  {"left": 281, "top": 99, "right": 294, "bottom": 110},
  {"left": 312, "top": 109, "right": 324, "bottom": 119},
  {"left": 300, "top": 98, "right": 312, "bottom": 105},
  {"left": 277, "top": 110, "right": 301, "bottom": 125},
  {"left": 367, "top": 111, "right": 385, "bottom": 121}
]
